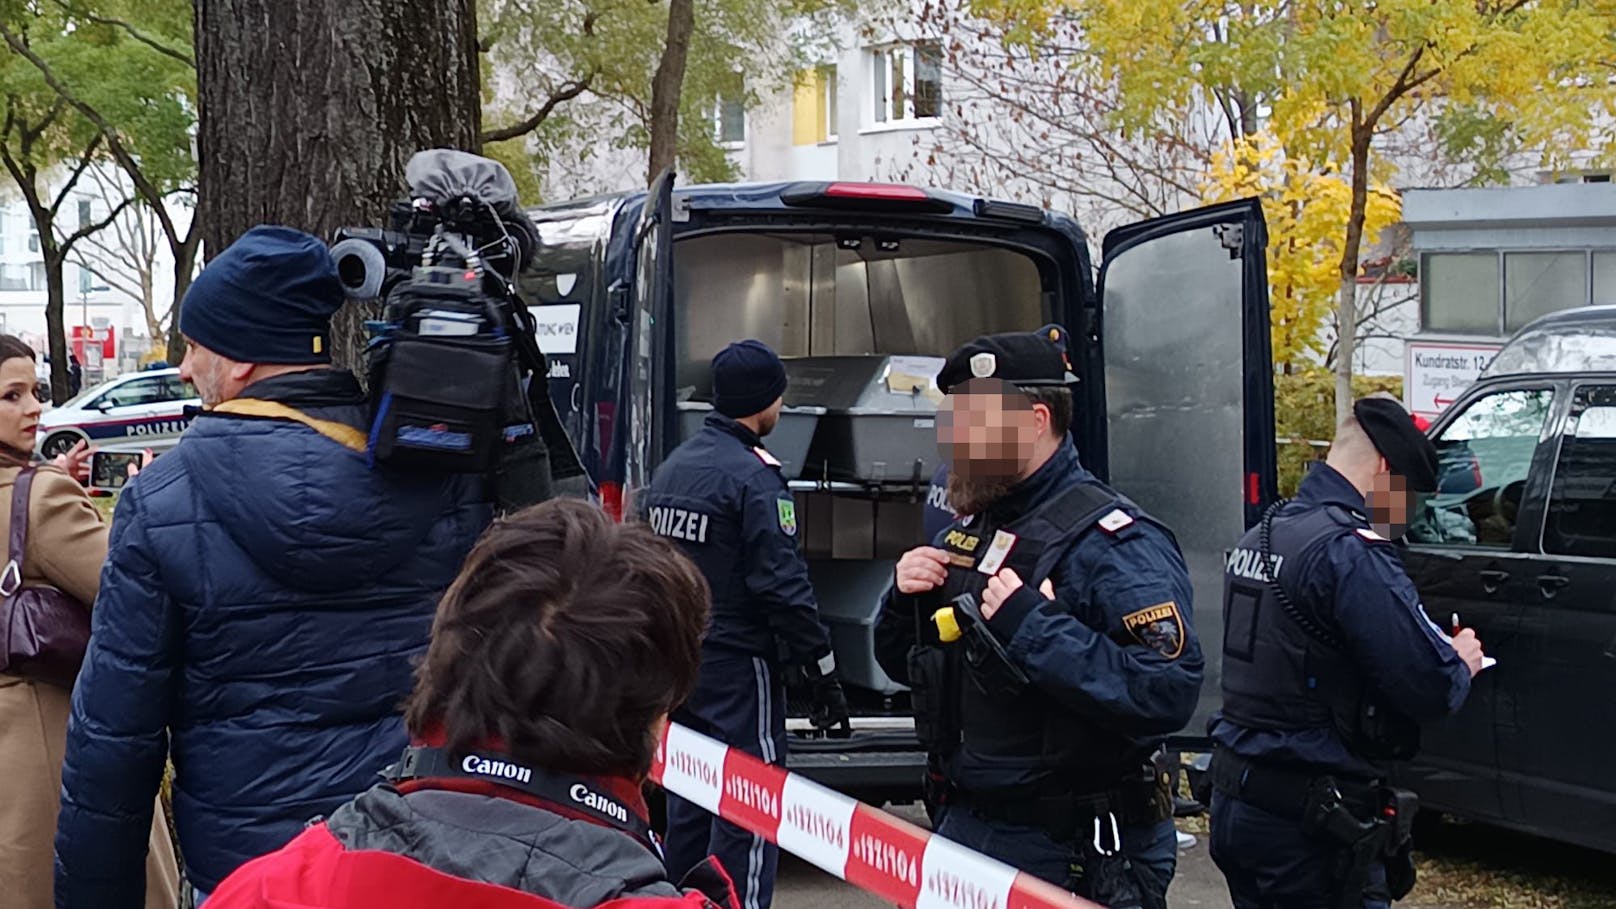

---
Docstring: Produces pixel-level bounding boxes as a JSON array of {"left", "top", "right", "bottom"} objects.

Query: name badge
[{"left": 976, "top": 530, "right": 1017, "bottom": 575}]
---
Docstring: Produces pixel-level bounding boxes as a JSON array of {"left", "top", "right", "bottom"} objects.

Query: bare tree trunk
[
  {"left": 647, "top": 0, "right": 695, "bottom": 186},
  {"left": 194, "top": 0, "right": 482, "bottom": 370},
  {"left": 166, "top": 237, "right": 200, "bottom": 364},
  {"left": 1334, "top": 126, "right": 1373, "bottom": 427},
  {"left": 42, "top": 242, "right": 71, "bottom": 404}
]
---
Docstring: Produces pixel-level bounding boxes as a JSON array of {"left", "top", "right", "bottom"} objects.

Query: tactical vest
[
  {"left": 917, "top": 480, "right": 1142, "bottom": 785},
  {"left": 1220, "top": 503, "right": 1419, "bottom": 764}
]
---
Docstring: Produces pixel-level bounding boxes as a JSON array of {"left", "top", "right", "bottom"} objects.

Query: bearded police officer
[
  {"left": 1208, "top": 397, "right": 1488, "bottom": 909},
  {"left": 874, "top": 326, "right": 1201, "bottom": 908},
  {"left": 644, "top": 339, "right": 849, "bottom": 909}
]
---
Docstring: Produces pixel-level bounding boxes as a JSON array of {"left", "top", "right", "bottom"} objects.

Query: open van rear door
[
  {"left": 619, "top": 169, "right": 676, "bottom": 516},
  {"left": 1093, "top": 199, "right": 1277, "bottom": 737}
]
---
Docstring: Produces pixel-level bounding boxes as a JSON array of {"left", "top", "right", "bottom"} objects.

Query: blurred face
[
  {"left": 180, "top": 340, "right": 253, "bottom": 407},
  {"left": 755, "top": 397, "right": 784, "bottom": 437},
  {"left": 1366, "top": 466, "right": 1413, "bottom": 538},
  {"left": 0, "top": 356, "right": 44, "bottom": 453},
  {"left": 936, "top": 378, "right": 1047, "bottom": 514}
]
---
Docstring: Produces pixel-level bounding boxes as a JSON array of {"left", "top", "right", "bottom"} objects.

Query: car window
[
  {"left": 102, "top": 377, "right": 168, "bottom": 408},
  {"left": 1543, "top": 385, "right": 1616, "bottom": 559},
  {"left": 161, "top": 376, "right": 198, "bottom": 400},
  {"left": 1407, "top": 387, "right": 1554, "bottom": 548}
]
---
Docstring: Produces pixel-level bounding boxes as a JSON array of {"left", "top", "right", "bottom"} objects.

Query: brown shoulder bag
[{"left": 0, "top": 467, "right": 92, "bottom": 688}]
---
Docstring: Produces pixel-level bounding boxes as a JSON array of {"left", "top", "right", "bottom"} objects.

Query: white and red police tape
[{"left": 653, "top": 723, "right": 1104, "bottom": 909}]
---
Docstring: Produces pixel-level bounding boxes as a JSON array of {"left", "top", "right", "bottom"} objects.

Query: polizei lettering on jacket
[
  {"left": 725, "top": 775, "right": 780, "bottom": 820},
  {"left": 570, "top": 783, "right": 629, "bottom": 823},
  {"left": 1225, "top": 547, "right": 1283, "bottom": 582},
  {"left": 853, "top": 834, "right": 919, "bottom": 887},
  {"left": 461, "top": 753, "right": 533, "bottom": 785},
  {"left": 648, "top": 506, "right": 710, "bottom": 544}
]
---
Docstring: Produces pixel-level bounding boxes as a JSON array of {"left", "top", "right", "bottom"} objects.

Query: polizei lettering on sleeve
[
  {"left": 647, "top": 506, "right": 711, "bottom": 544},
  {"left": 570, "top": 783, "right": 630, "bottom": 823},
  {"left": 461, "top": 753, "right": 533, "bottom": 785},
  {"left": 1225, "top": 547, "right": 1283, "bottom": 582}
]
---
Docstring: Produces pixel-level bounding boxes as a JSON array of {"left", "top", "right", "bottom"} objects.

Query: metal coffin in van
[
  {"left": 785, "top": 355, "right": 945, "bottom": 486},
  {"left": 674, "top": 401, "right": 824, "bottom": 480}
]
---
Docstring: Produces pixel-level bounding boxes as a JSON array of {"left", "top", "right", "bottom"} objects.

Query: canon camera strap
[{"left": 384, "top": 746, "right": 662, "bottom": 858}]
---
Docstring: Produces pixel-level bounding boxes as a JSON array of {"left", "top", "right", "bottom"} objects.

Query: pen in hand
[{"left": 1451, "top": 612, "right": 1460, "bottom": 635}]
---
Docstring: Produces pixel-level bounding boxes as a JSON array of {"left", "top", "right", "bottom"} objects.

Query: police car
[
  {"left": 1398, "top": 305, "right": 1616, "bottom": 854},
  {"left": 35, "top": 367, "right": 199, "bottom": 458},
  {"left": 522, "top": 178, "right": 1279, "bottom": 801}
]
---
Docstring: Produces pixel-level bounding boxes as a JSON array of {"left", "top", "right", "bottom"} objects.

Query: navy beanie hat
[
  {"left": 180, "top": 226, "right": 345, "bottom": 365},
  {"left": 712, "top": 340, "right": 788, "bottom": 418}
]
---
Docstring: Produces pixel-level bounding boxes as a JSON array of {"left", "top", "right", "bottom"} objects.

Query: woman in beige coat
[{"left": 0, "top": 336, "right": 179, "bottom": 908}]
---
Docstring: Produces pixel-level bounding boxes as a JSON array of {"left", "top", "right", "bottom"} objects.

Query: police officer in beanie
[
  {"left": 644, "top": 339, "right": 849, "bottom": 909},
  {"left": 1208, "top": 396, "right": 1487, "bottom": 909},
  {"left": 874, "top": 325, "right": 1200, "bottom": 908}
]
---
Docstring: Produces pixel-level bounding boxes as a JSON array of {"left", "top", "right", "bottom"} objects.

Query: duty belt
[
  {"left": 1209, "top": 748, "right": 1380, "bottom": 822},
  {"left": 950, "top": 769, "right": 1169, "bottom": 841}
]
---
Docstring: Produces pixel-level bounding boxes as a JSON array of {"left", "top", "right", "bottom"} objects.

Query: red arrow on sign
[{"left": 1433, "top": 395, "right": 1456, "bottom": 407}]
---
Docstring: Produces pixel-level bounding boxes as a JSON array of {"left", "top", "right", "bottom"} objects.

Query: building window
[
  {"left": 78, "top": 265, "right": 93, "bottom": 294},
  {"left": 793, "top": 65, "right": 838, "bottom": 145},
  {"left": 1422, "top": 253, "right": 1500, "bottom": 334},
  {"left": 1594, "top": 252, "right": 1616, "bottom": 305},
  {"left": 77, "top": 198, "right": 92, "bottom": 229},
  {"left": 1505, "top": 251, "right": 1587, "bottom": 332},
  {"left": 27, "top": 228, "right": 40, "bottom": 253},
  {"left": 716, "top": 94, "right": 746, "bottom": 146},
  {"left": 871, "top": 41, "right": 942, "bottom": 125}
]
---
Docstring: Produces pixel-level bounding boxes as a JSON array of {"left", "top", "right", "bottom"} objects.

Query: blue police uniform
[
  {"left": 1208, "top": 462, "right": 1472, "bottom": 909},
  {"left": 645, "top": 412, "right": 835, "bottom": 909},
  {"left": 875, "top": 437, "right": 1200, "bottom": 904}
]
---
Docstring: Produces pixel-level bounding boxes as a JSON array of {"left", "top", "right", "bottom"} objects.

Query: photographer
[
  {"left": 54, "top": 227, "right": 491, "bottom": 907},
  {"left": 202, "top": 499, "right": 737, "bottom": 909}
]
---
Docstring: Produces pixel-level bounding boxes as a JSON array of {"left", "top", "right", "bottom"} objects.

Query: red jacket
[{"left": 206, "top": 779, "right": 737, "bottom": 909}]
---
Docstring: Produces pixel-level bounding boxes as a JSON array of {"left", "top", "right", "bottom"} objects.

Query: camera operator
[
  {"left": 200, "top": 499, "right": 737, "bottom": 909},
  {"left": 54, "top": 226, "right": 491, "bottom": 907}
]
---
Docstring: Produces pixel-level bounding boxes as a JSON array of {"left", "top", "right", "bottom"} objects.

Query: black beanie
[
  {"left": 179, "top": 226, "right": 345, "bottom": 364},
  {"left": 712, "top": 340, "right": 788, "bottom": 418}
]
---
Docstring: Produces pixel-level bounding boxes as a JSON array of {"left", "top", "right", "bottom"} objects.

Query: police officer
[
  {"left": 645, "top": 339, "right": 849, "bottom": 909},
  {"left": 874, "top": 326, "right": 1201, "bottom": 908},
  {"left": 1208, "top": 397, "right": 1488, "bottom": 909}
]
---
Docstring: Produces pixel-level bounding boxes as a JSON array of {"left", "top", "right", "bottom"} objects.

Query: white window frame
[
  {"left": 867, "top": 41, "right": 942, "bottom": 130},
  {"left": 821, "top": 64, "right": 839, "bottom": 143},
  {"left": 714, "top": 94, "right": 747, "bottom": 150}
]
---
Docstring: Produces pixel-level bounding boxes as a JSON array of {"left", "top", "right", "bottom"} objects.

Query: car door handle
[
  {"left": 1537, "top": 574, "right": 1570, "bottom": 598},
  {"left": 1479, "top": 569, "right": 1510, "bottom": 594}
]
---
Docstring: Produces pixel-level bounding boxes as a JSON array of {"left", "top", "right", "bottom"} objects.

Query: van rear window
[{"left": 672, "top": 232, "right": 1048, "bottom": 397}]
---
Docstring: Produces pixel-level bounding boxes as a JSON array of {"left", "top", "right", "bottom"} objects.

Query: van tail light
[
  {"left": 1247, "top": 472, "right": 1261, "bottom": 506},
  {"left": 600, "top": 482, "right": 625, "bottom": 522},
  {"left": 780, "top": 182, "right": 953, "bottom": 213}
]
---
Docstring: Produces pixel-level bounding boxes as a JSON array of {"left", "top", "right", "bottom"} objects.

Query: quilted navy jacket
[{"left": 53, "top": 370, "right": 490, "bottom": 905}]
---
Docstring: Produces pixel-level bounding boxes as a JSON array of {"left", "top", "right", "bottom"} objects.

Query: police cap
[
  {"left": 1354, "top": 397, "right": 1439, "bottom": 492},
  {"left": 936, "top": 324, "right": 1078, "bottom": 394}
]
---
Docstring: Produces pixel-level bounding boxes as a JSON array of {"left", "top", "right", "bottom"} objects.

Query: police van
[
  {"left": 520, "top": 175, "right": 1279, "bottom": 800},
  {"left": 1398, "top": 305, "right": 1616, "bottom": 853}
]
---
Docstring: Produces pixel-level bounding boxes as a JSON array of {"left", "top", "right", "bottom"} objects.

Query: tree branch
[
  {"left": 48, "top": 136, "right": 105, "bottom": 213},
  {"left": 60, "top": 193, "right": 135, "bottom": 250},
  {"left": 50, "top": 0, "right": 194, "bottom": 67},
  {"left": 479, "top": 75, "right": 594, "bottom": 144},
  {"left": 0, "top": 20, "right": 185, "bottom": 248}
]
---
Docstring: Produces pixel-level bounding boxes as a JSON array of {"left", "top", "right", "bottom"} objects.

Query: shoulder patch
[
  {"left": 1355, "top": 527, "right": 1386, "bottom": 542},
  {"left": 776, "top": 496, "right": 797, "bottom": 536},
  {"left": 752, "top": 446, "right": 781, "bottom": 468},
  {"left": 1097, "top": 509, "right": 1135, "bottom": 533},
  {"left": 1121, "top": 601, "right": 1185, "bottom": 659}
]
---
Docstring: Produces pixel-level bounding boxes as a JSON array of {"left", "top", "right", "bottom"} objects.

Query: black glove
[{"left": 802, "top": 661, "right": 850, "bottom": 734}]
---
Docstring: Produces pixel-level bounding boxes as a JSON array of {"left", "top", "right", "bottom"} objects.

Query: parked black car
[{"left": 1399, "top": 304, "right": 1616, "bottom": 853}]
